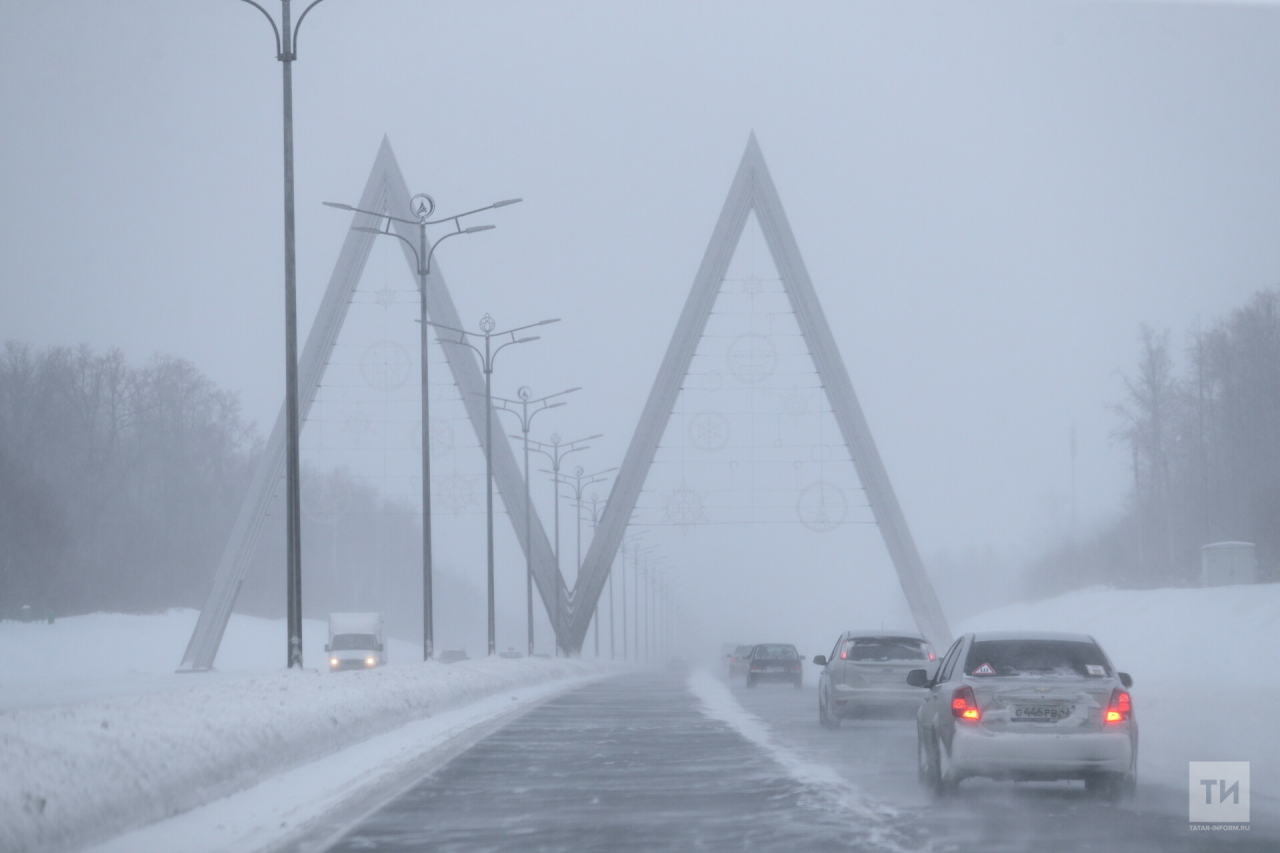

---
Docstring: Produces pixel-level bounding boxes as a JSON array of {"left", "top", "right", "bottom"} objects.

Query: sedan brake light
[
  {"left": 951, "top": 686, "right": 980, "bottom": 721},
  {"left": 1105, "top": 688, "right": 1131, "bottom": 724}
]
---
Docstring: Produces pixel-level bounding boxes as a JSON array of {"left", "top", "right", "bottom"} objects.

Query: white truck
[{"left": 325, "top": 612, "right": 386, "bottom": 671}]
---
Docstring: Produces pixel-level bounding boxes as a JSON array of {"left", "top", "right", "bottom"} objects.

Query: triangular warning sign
[
  {"left": 973, "top": 663, "right": 996, "bottom": 676},
  {"left": 562, "top": 134, "right": 952, "bottom": 652}
]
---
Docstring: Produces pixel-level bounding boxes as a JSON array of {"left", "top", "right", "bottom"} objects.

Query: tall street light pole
[
  {"left": 529, "top": 433, "right": 601, "bottom": 655},
  {"left": 322, "top": 195, "right": 520, "bottom": 661},
  {"left": 494, "top": 386, "right": 580, "bottom": 656},
  {"left": 430, "top": 316, "right": 559, "bottom": 655},
  {"left": 233, "top": 0, "right": 333, "bottom": 668}
]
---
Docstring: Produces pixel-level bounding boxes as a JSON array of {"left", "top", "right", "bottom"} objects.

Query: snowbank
[
  {"left": 0, "top": 610, "right": 425, "bottom": 712},
  {"left": 0, "top": 646, "right": 601, "bottom": 853},
  {"left": 959, "top": 583, "right": 1280, "bottom": 816}
]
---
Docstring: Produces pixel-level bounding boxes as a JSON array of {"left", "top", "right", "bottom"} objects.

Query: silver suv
[
  {"left": 908, "top": 631, "right": 1137, "bottom": 800},
  {"left": 812, "top": 631, "right": 936, "bottom": 727}
]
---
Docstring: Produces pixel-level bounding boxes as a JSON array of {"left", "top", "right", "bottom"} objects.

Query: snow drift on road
[
  {"left": 0, "top": 610, "right": 602, "bottom": 853},
  {"left": 958, "top": 583, "right": 1280, "bottom": 817},
  {"left": 689, "top": 671, "right": 914, "bottom": 851}
]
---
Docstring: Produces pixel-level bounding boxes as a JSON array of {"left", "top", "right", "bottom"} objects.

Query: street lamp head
[
  {"left": 479, "top": 313, "right": 496, "bottom": 333},
  {"left": 492, "top": 198, "right": 523, "bottom": 208},
  {"left": 322, "top": 201, "right": 355, "bottom": 211},
  {"left": 352, "top": 226, "right": 384, "bottom": 235},
  {"left": 465, "top": 224, "right": 496, "bottom": 234},
  {"left": 537, "top": 318, "right": 561, "bottom": 326},
  {"left": 514, "top": 336, "right": 540, "bottom": 344}
]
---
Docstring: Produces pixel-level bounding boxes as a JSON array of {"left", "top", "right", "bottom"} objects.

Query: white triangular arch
[{"left": 563, "top": 134, "right": 952, "bottom": 652}]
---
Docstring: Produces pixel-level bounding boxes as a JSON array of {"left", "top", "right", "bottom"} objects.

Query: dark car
[
  {"left": 747, "top": 643, "right": 803, "bottom": 688},
  {"left": 726, "top": 644, "right": 754, "bottom": 679}
]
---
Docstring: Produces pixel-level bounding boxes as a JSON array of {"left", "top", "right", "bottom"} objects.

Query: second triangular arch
[{"left": 564, "top": 134, "right": 952, "bottom": 652}]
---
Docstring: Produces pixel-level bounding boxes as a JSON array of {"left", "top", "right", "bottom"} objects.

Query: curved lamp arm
[
  {"left": 425, "top": 228, "right": 471, "bottom": 275},
  {"left": 236, "top": 0, "right": 283, "bottom": 55},
  {"left": 491, "top": 335, "right": 538, "bottom": 365},
  {"left": 291, "top": 0, "right": 331, "bottom": 53},
  {"left": 352, "top": 224, "right": 422, "bottom": 269}
]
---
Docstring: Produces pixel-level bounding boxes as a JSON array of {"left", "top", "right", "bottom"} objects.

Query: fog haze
[{"left": 4, "top": 1, "right": 1279, "bottom": 650}]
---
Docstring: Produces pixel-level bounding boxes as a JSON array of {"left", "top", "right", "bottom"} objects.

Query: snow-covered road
[{"left": 298, "top": 671, "right": 1277, "bottom": 853}]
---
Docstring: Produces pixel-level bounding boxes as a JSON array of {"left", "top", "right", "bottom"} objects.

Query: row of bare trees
[
  {"left": 1028, "top": 290, "right": 1280, "bottom": 596},
  {"left": 0, "top": 343, "right": 258, "bottom": 614},
  {"left": 0, "top": 342, "right": 484, "bottom": 647}
]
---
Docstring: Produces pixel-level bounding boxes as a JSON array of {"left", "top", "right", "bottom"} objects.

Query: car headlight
[
  {"left": 365, "top": 657, "right": 375, "bottom": 666},
  {"left": 330, "top": 657, "right": 339, "bottom": 666}
]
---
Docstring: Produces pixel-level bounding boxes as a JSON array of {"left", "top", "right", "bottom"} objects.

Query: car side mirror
[
  {"left": 906, "top": 669, "right": 929, "bottom": 688},
  {"left": 1118, "top": 672, "right": 1133, "bottom": 689},
  {"left": 377, "top": 643, "right": 385, "bottom": 653},
  {"left": 812, "top": 655, "right": 827, "bottom": 667},
  {"left": 324, "top": 644, "right": 330, "bottom": 653}
]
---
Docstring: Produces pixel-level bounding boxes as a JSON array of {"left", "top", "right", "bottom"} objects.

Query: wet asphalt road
[
  {"left": 320, "top": 671, "right": 1276, "bottom": 852},
  {"left": 730, "top": 672, "right": 1277, "bottom": 853}
]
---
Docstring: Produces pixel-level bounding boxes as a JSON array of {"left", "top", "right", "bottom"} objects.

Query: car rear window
[
  {"left": 753, "top": 645, "right": 797, "bottom": 659},
  {"left": 964, "top": 639, "right": 1111, "bottom": 678},
  {"left": 844, "top": 637, "right": 927, "bottom": 661}
]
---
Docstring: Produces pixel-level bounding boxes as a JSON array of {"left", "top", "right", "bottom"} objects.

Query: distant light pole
[
  {"left": 582, "top": 492, "right": 607, "bottom": 657},
  {"left": 618, "top": 531, "right": 648, "bottom": 661},
  {"left": 555, "top": 466, "right": 616, "bottom": 657},
  {"left": 322, "top": 195, "right": 520, "bottom": 661},
  {"left": 494, "top": 386, "right": 580, "bottom": 656},
  {"left": 632, "top": 543, "right": 657, "bottom": 663},
  {"left": 528, "top": 433, "right": 601, "bottom": 655},
  {"left": 431, "top": 315, "right": 559, "bottom": 655},
  {"left": 233, "top": 0, "right": 335, "bottom": 669}
]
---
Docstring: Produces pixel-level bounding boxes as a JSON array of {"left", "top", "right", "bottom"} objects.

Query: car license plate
[{"left": 1012, "top": 704, "right": 1075, "bottom": 722}]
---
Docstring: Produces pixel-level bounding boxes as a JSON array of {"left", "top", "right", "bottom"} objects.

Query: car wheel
[
  {"left": 917, "top": 735, "right": 933, "bottom": 786},
  {"left": 1086, "top": 769, "right": 1136, "bottom": 803},
  {"left": 923, "top": 734, "right": 958, "bottom": 796},
  {"left": 819, "top": 690, "right": 840, "bottom": 729}
]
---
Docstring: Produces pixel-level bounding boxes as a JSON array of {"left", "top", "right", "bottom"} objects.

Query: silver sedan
[
  {"left": 813, "top": 631, "right": 937, "bottom": 727},
  {"left": 909, "top": 630, "right": 1137, "bottom": 800}
]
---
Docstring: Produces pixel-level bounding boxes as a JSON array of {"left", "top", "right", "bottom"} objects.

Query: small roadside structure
[{"left": 1200, "top": 541, "right": 1256, "bottom": 587}]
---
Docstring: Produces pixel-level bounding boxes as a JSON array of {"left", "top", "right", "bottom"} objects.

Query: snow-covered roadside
[
  {"left": 0, "top": 610, "right": 425, "bottom": 712},
  {"left": 957, "top": 584, "right": 1280, "bottom": 819},
  {"left": 688, "top": 671, "right": 910, "bottom": 851},
  {"left": 1, "top": 657, "right": 605, "bottom": 853},
  {"left": 80, "top": 675, "right": 593, "bottom": 853}
]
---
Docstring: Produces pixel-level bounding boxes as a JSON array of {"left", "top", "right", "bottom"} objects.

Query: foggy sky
[{"left": 4, "top": 1, "right": 1280, "bottom": 646}]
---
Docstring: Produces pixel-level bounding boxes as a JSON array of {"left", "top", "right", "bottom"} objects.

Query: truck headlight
[
  {"left": 365, "top": 657, "right": 375, "bottom": 666},
  {"left": 330, "top": 657, "right": 339, "bottom": 667}
]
